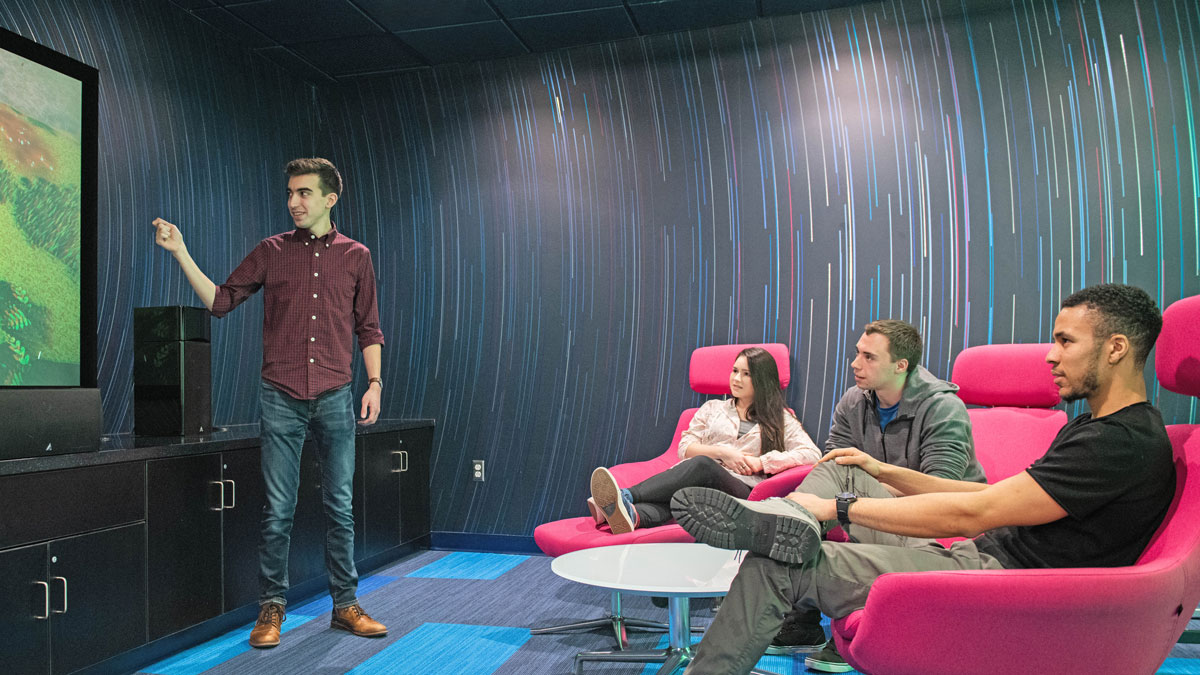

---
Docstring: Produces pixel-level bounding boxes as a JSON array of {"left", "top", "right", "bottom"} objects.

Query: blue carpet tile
[{"left": 133, "top": 550, "right": 1200, "bottom": 674}]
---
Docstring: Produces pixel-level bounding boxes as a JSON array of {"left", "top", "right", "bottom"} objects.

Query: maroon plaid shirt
[{"left": 210, "top": 224, "right": 384, "bottom": 400}]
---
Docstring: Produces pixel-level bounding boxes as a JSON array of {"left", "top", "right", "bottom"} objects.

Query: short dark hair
[
  {"left": 285, "top": 157, "right": 343, "bottom": 196},
  {"left": 864, "top": 319, "right": 922, "bottom": 373},
  {"left": 1061, "top": 284, "right": 1162, "bottom": 367}
]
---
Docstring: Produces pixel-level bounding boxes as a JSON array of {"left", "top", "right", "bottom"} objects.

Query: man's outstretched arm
[{"left": 152, "top": 218, "right": 217, "bottom": 311}]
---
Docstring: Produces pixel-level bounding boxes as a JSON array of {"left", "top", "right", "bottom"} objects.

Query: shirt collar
[{"left": 289, "top": 222, "right": 340, "bottom": 244}]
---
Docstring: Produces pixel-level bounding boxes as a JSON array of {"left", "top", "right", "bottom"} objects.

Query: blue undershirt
[{"left": 877, "top": 400, "right": 900, "bottom": 430}]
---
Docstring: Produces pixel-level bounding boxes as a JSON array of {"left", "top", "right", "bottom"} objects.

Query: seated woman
[{"left": 590, "top": 346, "right": 820, "bottom": 534}]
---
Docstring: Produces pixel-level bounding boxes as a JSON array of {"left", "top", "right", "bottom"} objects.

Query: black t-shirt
[{"left": 975, "top": 402, "right": 1174, "bottom": 569}]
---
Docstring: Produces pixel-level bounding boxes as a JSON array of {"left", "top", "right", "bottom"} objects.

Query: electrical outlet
[{"left": 472, "top": 459, "right": 485, "bottom": 481}]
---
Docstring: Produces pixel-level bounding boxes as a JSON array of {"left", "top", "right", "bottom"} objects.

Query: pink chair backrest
[
  {"left": 689, "top": 343, "right": 790, "bottom": 395},
  {"left": 951, "top": 343, "right": 1065, "bottom": 482},
  {"left": 952, "top": 343, "right": 1060, "bottom": 407},
  {"left": 1141, "top": 294, "right": 1200, "bottom": 572}
]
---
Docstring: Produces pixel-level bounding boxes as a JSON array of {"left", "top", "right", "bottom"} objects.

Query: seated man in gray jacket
[{"left": 770, "top": 319, "right": 984, "bottom": 671}]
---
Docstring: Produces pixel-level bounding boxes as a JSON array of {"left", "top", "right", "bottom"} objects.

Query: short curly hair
[
  {"left": 285, "top": 157, "right": 343, "bottom": 196},
  {"left": 1061, "top": 284, "right": 1162, "bottom": 367}
]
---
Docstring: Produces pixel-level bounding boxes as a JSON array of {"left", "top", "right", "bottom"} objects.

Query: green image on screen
[{"left": 0, "top": 45, "right": 83, "bottom": 386}]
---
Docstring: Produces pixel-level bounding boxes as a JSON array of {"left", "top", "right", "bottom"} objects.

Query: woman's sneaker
[
  {"left": 670, "top": 487, "right": 822, "bottom": 564},
  {"left": 805, "top": 639, "right": 853, "bottom": 673},
  {"left": 590, "top": 467, "right": 639, "bottom": 534}
]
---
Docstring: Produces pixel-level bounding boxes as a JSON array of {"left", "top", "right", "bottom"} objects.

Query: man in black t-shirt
[{"left": 672, "top": 284, "right": 1175, "bottom": 675}]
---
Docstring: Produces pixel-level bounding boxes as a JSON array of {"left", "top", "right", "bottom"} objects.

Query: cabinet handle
[
  {"left": 51, "top": 576, "right": 67, "bottom": 615},
  {"left": 33, "top": 581, "right": 49, "bottom": 620},
  {"left": 223, "top": 480, "right": 236, "bottom": 509},
  {"left": 210, "top": 481, "right": 225, "bottom": 511},
  {"left": 401, "top": 450, "right": 409, "bottom": 473},
  {"left": 390, "top": 450, "right": 404, "bottom": 473}
]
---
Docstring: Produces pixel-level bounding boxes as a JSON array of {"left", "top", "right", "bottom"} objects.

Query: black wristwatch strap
[{"left": 836, "top": 493, "right": 857, "bottom": 528}]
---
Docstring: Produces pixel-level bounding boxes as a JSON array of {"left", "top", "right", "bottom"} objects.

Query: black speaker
[
  {"left": 133, "top": 316, "right": 212, "bottom": 436},
  {"left": 0, "top": 388, "right": 102, "bottom": 459},
  {"left": 134, "top": 305, "right": 211, "bottom": 343}
]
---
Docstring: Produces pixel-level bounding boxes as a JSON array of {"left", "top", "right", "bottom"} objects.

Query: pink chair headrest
[
  {"left": 689, "top": 344, "right": 790, "bottom": 395},
  {"left": 1156, "top": 295, "right": 1200, "bottom": 398},
  {"left": 951, "top": 343, "right": 1060, "bottom": 407}
]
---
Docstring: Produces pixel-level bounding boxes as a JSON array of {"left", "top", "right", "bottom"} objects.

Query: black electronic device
[
  {"left": 0, "top": 388, "right": 102, "bottom": 459},
  {"left": 133, "top": 306, "right": 212, "bottom": 436}
]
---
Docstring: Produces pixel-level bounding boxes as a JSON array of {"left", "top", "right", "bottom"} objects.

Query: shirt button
[
  {"left": 304, "top": 242, "right": 309, "bottom": 246},
  {"left": 312, "top": 293, "right": 318, "bottom": 298},
  {"left": 310, "top": 337, "right": 315, "bottom": 341},
  {"left": 313, "top": 272, "right": 319, "bottom": 277},
  {"left": 310, "top": 234, "right": 316, "bottom": 239},
  {"left": 315, "top": 252, "right": 320, "bottom": 257},
  {"left": 309, "top": 358, "right": 314, "bottom": 363},
  {"left": 311, "top": 315, "right": 316, "bottom": 320}
]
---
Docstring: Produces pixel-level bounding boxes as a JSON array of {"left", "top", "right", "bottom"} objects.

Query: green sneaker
[
  {"left": 805, "top": 639, "right": 852, "bottom": 673},
  {"left": 670, "top": 487, "right": 822, "bottom": 564}
]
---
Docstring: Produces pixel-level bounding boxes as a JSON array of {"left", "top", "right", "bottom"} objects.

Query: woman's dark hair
[{"left": 736, "top": 346, "right": 790, "bottom": 456}]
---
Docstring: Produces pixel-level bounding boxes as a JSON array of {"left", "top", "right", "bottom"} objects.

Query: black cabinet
[
  {"left": 0, "top": 422, "right": 432, "bottom": 674},
  {"left": 0, "top": 524, "right": 146, "bottom": 675},
  {"left": 220, "top": 447, "right": 264, "bottom": 612},
  {"left": 357, "top": 427, "right": 432, "bottom": 558},
  {"left": 146, "top": 454, "right": 224, "bottom": 640}
]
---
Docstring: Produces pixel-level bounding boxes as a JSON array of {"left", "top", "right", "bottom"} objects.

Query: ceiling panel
[
  {"left": 353, "top": 0, "right": 497, "bottom": 31},
  {"left": 226, "top": 0, "right": 382, "bottom": 43},
  {"left": 160, "top": 0, "right": 878, "bottom": 82},
  {"left": 508, "top": 8, "right": 637, "bottom": 52},
  {"left": 490, "top": 0, "right": 625, "bottom": 18},
  {"left": 191, "top": 6, "right": 274, "bottom": 48},
  {"left": 288, "top": 34, "right": 426, "bottom": 76},
  {"left": 396, "top": 22, "right": 529, "bottom": 65},
  {"left": 628, "top": 0, "right": 757, "bottom": 35}
]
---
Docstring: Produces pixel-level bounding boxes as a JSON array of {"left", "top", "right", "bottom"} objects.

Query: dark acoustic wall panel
[
  {"left": 0, "top": 0, "right": 328, "bottom": 434},
  {"left": 320, "top": 0, "right": 1200, "bottom": 536}
]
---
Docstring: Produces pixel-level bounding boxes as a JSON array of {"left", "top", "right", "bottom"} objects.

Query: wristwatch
[
  {"left": 835, "top": 492, "right": 857, "bottom": 528},
  {"left": 368, "top": 377, "right": 383, "bottom": 388}
]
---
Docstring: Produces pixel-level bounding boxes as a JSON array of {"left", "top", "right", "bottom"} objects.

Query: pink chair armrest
[
  {"left": 835, "top": 563, "right": 1183, "bottom": 675},
  {"left": 748, "top": 464, "right": 814, "bottom": 500}
]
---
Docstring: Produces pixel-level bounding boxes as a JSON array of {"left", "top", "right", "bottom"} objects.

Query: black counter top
[{"left": 0, "top": 419, "right": 435, "bottom": 477}]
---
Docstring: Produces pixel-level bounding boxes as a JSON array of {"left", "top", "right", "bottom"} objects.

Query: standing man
[
  {"left": 152, "top": 158, "right": 387, "bottom": 648},
  {"left": 672, "top": 284, "right": 1172, "bottom": 675},
  {"left": 770, "top": 319, "right": 984, "bottom": 670}
]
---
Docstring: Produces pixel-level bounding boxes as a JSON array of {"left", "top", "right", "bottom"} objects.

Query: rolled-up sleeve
[
  {"left": 210, "top": 242, "right": 266, "bottom": 318},
  {"left": 352, "top": 249, "right": 385, "bottom": 349}
]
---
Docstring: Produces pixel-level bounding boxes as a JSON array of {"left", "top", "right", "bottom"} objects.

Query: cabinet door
[
  {"left": 0, "top": 544, "right": 49, "bottom": 675},
  {"left": 359, "top": 432, "right": 401, "bottom": 559},
  {"left": 49, "top": 523, "right": 146, "bottom": 674},
  {"left": 221, "top": 447, "right": 265, "bottom": 612},
  {"left": 147, "top": 454, "right": 223, "bottom": 639},
  {"left": 398, "top": 427, "right": 433, "bottom": 545}
]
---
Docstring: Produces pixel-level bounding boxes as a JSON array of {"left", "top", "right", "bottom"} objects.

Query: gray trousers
[{"left": 684, "top": 461, "right": 1006, "bottom": 675}]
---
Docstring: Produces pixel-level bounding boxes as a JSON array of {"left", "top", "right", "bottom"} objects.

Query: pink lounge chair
[
  {"left": 532, "top": 343, "right": 813, "bottom": 644},
  {"left": 832, "top": 299, "right": 1200, "bottom": 674}
]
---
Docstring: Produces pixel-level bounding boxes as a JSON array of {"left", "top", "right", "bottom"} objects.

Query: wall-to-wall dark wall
[
  {"left": 324, "top": 0, "right": 1200, "bottom": 537},
  {"left": 3, "top": 0, "right": 1198, "bottom": 542}
]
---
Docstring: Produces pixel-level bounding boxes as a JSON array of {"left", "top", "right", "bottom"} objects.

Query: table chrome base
[
  {"left": 532, "top": 590, "right": 703, "bottom": 649},
  {"left": 571, "top": 597, "right": 781, "bottom": 675}
]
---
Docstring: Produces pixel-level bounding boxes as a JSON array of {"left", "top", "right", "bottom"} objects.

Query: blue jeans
[{"left": 258, "top": 380, "right": 358, "bottom": 609}]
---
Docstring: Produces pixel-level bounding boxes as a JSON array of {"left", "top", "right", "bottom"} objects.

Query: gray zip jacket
[{"left": 826, "top": 366, "right": 986, "bottom": 482}]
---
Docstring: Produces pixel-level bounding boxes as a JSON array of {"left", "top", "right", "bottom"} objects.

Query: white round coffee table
[{"left": 550, "top": 542, "right": 775, "bottom": 675}]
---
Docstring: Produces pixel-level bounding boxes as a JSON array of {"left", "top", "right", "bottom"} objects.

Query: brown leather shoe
[
  {"left": 248, "top": 602, "right": 285, "bottom": 648},
  {"left": 331, "top": 603, "right": 387, "bottom": 637}
]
